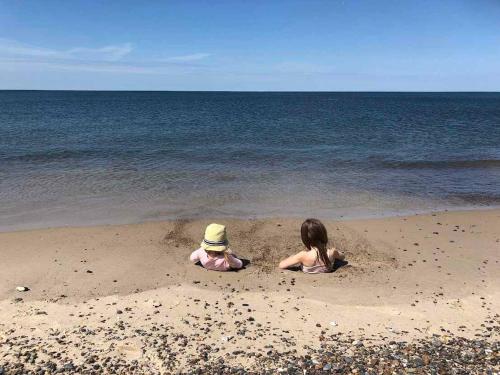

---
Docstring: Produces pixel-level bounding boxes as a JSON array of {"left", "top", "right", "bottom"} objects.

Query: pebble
[
  {"left": 63, "top": 362, "right": 75, "bottom": 371},
  {"left": 0, "top": 314, "right": 497, "bottom": 374}
]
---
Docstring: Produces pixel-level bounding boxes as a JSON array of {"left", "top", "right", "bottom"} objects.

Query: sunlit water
[{"left": 1, "top": 91, "right": 499, "bottom": 231}]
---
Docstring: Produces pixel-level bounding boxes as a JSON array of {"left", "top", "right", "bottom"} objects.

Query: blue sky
[{"left": 0, "top": 0, "right": 499, "bottom": 91}]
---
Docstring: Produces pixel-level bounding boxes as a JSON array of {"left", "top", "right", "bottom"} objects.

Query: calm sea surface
[{"left": 1, "top": 91, "right": 499, "bottom": 231}]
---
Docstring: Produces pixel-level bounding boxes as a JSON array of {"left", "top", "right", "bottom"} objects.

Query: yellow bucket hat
[{"left": 201, "top": 223, "right": 228, "bottom": 252}]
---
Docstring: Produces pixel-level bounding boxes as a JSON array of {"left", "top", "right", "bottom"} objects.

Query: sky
[{"left": 0, "top": 0, "right": 499, "bottom": 91}]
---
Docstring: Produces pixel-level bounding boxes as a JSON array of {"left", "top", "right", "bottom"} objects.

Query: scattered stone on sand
[{"left": 0, "top": 326, "right": 497, "bottom": 374}]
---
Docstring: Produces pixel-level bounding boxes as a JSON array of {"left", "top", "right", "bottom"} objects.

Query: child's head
[
  {"left": 201, "top": 223, "right": 229, "bottom": 253},
  {"left": 301, "top": 218, "right": 328, "bottom": 250}
]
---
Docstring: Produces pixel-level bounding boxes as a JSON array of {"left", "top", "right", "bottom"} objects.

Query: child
[
  {"left": 190, "top": 223, "right": 243, "bottom": 271},
  {"left": 278, "top": 218, "right": 345, "bottom": 273}
]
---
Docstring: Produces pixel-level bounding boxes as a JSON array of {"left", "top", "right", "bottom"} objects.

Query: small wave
[
  {"left": 381, "top": 159, "right": 500, "bottom": 170},
  {"left": 1, "top": 149, "right": 96, "bottom": 163},
  {"left": 451, "top": 193, "right": 500, "bottom": 205}
]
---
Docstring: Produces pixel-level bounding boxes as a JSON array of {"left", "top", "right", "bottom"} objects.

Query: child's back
[
  {"left": 300, "top": 248, "right": 338, "bottom": 274},
  {"left": 278, "top": 218, "right": 345, "bottom": 273},
  {"left": 190, "top": 223, "right": 243, "bottom": 272},
  {"left": 190, "top": 248, "right": 242, "bottom": 271}
]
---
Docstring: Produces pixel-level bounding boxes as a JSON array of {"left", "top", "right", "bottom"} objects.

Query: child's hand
[
  {"left": 226, "top": 248, "right": 233, "bottom": 255},
  {"left": 333, "top": 249, "right": 345, "bottom": 261}
]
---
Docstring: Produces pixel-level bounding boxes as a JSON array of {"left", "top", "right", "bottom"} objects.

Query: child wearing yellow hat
[{"left": 190, "top": 223, "right": 243, "bottom": 271}]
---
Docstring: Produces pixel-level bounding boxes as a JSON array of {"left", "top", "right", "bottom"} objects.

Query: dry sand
[{"left": 0, "top": 209, "right": 499, "bottom": 373}]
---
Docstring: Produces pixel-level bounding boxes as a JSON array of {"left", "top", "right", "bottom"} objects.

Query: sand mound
[{"left": 159, "top": 219, "right": 397, "bottom": 274}]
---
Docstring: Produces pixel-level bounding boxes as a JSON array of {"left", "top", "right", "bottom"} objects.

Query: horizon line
[{"left": 1, "top": 89, "right": 499, "bottom": 93}]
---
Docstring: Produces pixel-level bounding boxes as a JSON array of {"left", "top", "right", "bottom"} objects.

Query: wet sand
[{"left": 1, "top": 209, "right": 499, "bottom": 373}]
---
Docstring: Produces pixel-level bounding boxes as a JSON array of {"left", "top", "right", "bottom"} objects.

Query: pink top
[
  {"left": 302, "top": 248, "right": 333, "bottom": 274},
  {"left": 189, "top": 248, "right": 243, "bottom": 271}
]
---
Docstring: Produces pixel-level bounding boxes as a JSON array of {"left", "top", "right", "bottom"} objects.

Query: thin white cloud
[
  {"left": 0, "top": 39, "right": 60, "bottom": 58},
  {"left": 0, "top": 58, "right": 191, "bottom": 74},
  {"left": 66, "top": 44, "right": 133, "bottom": 61},
  {"left": 0, "top": 57, "right": 216, "bottom": 75},
  {"left": 7, "top": 60, "right": 154, "bottom": 74},
  {"left": 0, "top": 38, "right": 132, "bottom": 61},
  {"left": 162, "top": 53, "right": 211, "bottom": 62},
  {"left": 0, "top": 39, "right": 212, "bottom": 74}
]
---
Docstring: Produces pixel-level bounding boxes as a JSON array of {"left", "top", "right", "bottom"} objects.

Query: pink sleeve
[
  {"left": 190, "top": 248, "right": 202, "bottom": 263},
  {"left": 227, "top": 254, "right": 243, "bottom": 269}
]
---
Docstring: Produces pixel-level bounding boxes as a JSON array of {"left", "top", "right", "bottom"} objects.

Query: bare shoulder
[
  {"left": 288, "top": 250, "right": 309, "bottom": 263},
  {"left": 299, "top": 250, "right": 316, "bottom": 261},
  {"left": 297, "top": 250, "right": 310, "bottom": 259},
  {"left": 279, "top": 250, "right": 308, "bottom": 269}
]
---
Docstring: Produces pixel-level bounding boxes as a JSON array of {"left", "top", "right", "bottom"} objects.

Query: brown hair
[{"left": 301, "top": 218, "right": 331, "bottom": 268}]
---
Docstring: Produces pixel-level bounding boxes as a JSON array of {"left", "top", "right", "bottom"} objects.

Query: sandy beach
[
  {"left": 3, "top": 0, "right": 500, "bottom": 373},
  {"left": 1, "top": 209, "right": 499, "bottom": 373}
]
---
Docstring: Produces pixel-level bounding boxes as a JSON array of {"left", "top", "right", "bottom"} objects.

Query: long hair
[{"left": 301, "top": 218, "right": 331, "bottom": 268}]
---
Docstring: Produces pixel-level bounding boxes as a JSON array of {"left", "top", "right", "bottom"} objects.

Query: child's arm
[
  {"left": 278, "top": 252, "right": 305, "bottom": 269},
  {"left": 226, "top": 254, "right": 243, "bottom": 269},
  {"left": 330, "top": 248, "right": 345, "bottom": 261},
  {"left": 190, "top": 249, "right": 202, "bottom": 263}
]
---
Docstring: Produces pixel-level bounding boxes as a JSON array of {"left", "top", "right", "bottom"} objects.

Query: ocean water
[{"left": 1, "top": 91, "right": 499, "bottom": 231}]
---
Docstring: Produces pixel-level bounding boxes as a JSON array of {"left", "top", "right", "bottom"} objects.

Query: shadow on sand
[
  {"left": 194, "top": 258, "right": 251, "bottom": 272},
  {"left": 194, "top": 258, "right": 347, "bottom": 273},
  {"left": 285, "top": 258, "right": 349, "bottom": 273}
]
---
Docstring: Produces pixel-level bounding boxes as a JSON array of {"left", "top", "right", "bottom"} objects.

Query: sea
[{"left": 1, "top": 91, "right": 499, "bottom": 231}]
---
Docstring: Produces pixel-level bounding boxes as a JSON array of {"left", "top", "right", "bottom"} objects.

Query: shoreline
[
  {"left": 2, "top": 204, "right": 500, "bottom": 234},
  {"left": 1, "top": 208, "right": 499, "bottom": 372}
]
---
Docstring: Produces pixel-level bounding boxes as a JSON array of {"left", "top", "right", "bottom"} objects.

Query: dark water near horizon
[{"left": 1, "top": 91, "right": 499, "bottom": 231}]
